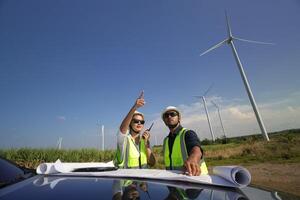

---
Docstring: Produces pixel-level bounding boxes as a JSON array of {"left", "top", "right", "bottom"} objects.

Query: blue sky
[{"left": 0, "top": 0, "right": 299, "bottom": 149}]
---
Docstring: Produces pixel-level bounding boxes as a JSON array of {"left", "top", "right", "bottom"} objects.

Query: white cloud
[
  {"left": 287, "top": 106, "right": 300, "bottom": 113},
  {"left": 227, "top": 107, "right": 254, "bottom": 120},
  {"left": 148, "top": 93, "right": 300, "bottom": 144},
  {"left": 56, "top": 116, "right": 66, "bottom": 122}
]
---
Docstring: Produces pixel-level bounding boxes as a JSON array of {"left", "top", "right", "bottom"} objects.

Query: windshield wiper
[{"left": 72, "top": 166, "right": 118, "bottom": 172}]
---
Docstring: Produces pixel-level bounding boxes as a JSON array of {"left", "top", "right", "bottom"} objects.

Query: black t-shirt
[{"left": 167, "top": 125, "right": 203, "bottom": 159}]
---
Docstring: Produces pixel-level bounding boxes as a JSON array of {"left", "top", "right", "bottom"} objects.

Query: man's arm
[
  {"left": 184, "top": 130, "right": 203, "bottom": 176},
  {"left": 184, "top": 146, "right": 202, "bottom": 176},
  {"left": 119, "top": 91, "right": 145, "bottom": 134}
]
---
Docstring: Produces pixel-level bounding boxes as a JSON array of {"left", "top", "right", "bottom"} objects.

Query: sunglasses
[
  {"left": 132, "top": 119, "right": 145, "bottom": 125},
  {"left": 163, "top": 111, "right": 178, "bottom": 118}
]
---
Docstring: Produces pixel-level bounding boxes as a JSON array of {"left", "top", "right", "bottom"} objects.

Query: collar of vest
[{"left": 168, "top": 125, "right": 184, "bottom": 138}]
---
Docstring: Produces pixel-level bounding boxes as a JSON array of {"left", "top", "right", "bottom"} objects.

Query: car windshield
[
  {"left": 0, "top": 157, "right": 35, "bottom": 188},
  {"left": 1, "top": 174, "right": 297, "bottom": 200},
  {"left": 1, "top": 159, "right": 299, "bottom": 200}
]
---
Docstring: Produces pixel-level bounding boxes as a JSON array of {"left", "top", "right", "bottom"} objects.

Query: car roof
[{"left": 1, "top": 174, "right": 297, "bottom": 200}]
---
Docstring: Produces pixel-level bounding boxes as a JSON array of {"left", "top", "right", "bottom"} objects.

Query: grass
[
  {"left": 1, "top": 129, "right": 299, "bottom": 169},
  {"left": 152, "top": 130, "right": 300, "bottom": 168},
  {"left": 0, "top": 148, "right": 115, "bottom": 169}
]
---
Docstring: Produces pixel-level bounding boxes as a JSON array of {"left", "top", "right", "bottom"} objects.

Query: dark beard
[{"left": 167, "top": 123, "right": 179, "bottom": 129}]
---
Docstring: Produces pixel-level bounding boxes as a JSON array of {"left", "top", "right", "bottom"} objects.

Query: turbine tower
[
  {"left": 194, "top": 85, "right": 215, "bottom": 141},
  {"left": 56, "top": 137, "right": 62, "bottom": 150},
  {"left": 96, "top": 121, "right": 102, "bottom": 150},
  {"left": 211, "top": 100, "right": 227, "bottom": 139},
  {"left": 200, "top": 13, "right": 273, "bottom": 141},
  {"left": 154, "top": 135, "right": 158, "bottom": 146},
  {"left": 101, "top": 125, "right": 105, "bottom": 151}
]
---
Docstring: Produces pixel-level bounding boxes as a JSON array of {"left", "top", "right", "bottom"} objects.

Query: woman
[{"left": 114, "top": 91, "right": 156, "bottom": 168}]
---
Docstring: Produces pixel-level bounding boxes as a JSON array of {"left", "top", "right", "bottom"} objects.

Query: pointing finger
[{"left": 139, "top": 90, "right": 144, "bottom": 99}]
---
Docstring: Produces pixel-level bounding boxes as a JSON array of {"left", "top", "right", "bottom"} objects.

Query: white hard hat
[
  {"left": 133, "top": 111, "right": 144, "bottom": 119},
  {"left": 161, "top": 106, "right": 181, "bottom": 120}
]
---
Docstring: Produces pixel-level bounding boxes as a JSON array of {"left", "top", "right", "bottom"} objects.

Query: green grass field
[
  {"left": 1, "top": 129, "right": 299, "bottom": 169},
  {"left": 153, "top": 129, "right": 300, "bottom": 169},
  {"left": 0, "top": 148, "right": 116, "bottom": 169}
]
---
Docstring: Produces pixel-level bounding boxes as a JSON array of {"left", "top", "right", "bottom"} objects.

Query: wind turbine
[
  {"left": 194, "top": 85, "right": 215, "bottom": 141},
  {"left": 211, "top": 100, "right": 227, "bottom": 139},
  {"left": 96, "top": 121, "right": 103, "bottom": 150},
  {"left": 200, "top": 13, "right": 273, "bottom": 141},
  {"left": 101, "top": 125, "right": 105, "bottom": 151},
  {"left": 56, "top": 137, "right": 62, "bottom": 150},
  {"left": 154, "top": 135, "right": 158, "bottom": 146}
]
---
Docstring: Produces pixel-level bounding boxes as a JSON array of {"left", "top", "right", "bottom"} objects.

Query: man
[
  {"left": 114, "top": 91, "right": 155, "bottom": 168},
  {"left": 162, "top": 106, "right": 208, "bottom": 176}
]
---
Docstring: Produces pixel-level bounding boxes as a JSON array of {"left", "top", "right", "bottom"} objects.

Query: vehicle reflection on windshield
[
  {"left": 163, "top": 186, "right": 247, "bottom": 200},
  {"left": 33, "top": 176, "right": 248, "bottom": 200},
  {"left": 33, "top": 176, "right": 67, "bottom": 189},
  {"left": 111, "top": 179, "right": 248, "bottom": 200},
  {"left": 112, "top": 180, "right": 150, "bottom": 200},
  {"left": 31, "top": 176, "right": 248, "bottom": 200},
  {"left": 164, "top": 186, "right": 202, "bottom": 200}
]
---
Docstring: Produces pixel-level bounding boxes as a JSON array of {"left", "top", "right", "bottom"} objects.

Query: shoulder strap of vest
[{"left": 179, "top": 128, "right": 188, "bottom": 161}]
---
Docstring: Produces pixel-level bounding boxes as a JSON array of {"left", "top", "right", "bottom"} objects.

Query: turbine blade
[
  {"left": 233, "top": 37, "right": 275, "bottom": 45},
  {"left": 200, "top": 39, "right": 228, "bottom": 56},
  {"left": 204, "top": 83, "right": 214, "bottom": 96},
  {"left": 193, "top": 95, "right": 203, "bottom": 98},
  {"left": 225, "top": 11, "right": 233, "bottom": 37},
  {"left": 211, "top": 100, "right": 218, "bottom": 108}
]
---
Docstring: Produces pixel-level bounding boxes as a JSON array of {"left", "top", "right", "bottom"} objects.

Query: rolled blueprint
[
  {"left": 36, "top": 163, "right": 57, "bottom": 174},
  {"left": 53, "top": 159, "right": 115, "bottom": 173},
  {"left": 212, "top": 166, "right": 251, "bottom": 188},
  {"left": 36, "top": 159, "right": 114, "bottom": 174}
]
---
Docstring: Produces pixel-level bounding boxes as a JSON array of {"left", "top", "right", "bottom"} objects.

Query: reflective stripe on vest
[
  {"left": 115, "top": 134, "right": 148, "bottom": 169},
  {"left": 163, "top": 128, "right": 208, "bottom": 175}
]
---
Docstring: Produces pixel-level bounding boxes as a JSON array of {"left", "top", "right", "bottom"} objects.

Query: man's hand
[
  {"left": 184, "top": 157, "right": 200, "bottom": 176},
  {"left": 183, "top": 146, "right": 202, "bottom": 176}
]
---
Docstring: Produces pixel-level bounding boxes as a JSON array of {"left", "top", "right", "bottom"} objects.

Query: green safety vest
[
  {"left": 114, "top": 134, "right": 148, "bottom": 168},
  {"left": 163, "top": 128, "right": 208, "bottom": 175}
]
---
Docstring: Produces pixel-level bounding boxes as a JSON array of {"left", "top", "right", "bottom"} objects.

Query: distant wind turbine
[
  {"left": 102, "top": 125, "right": 105, "bottom": 151},
  {"left": 194, "top": 85, "right": 215, "bottom": 141},
  {"left": 211, "top": 100, "right": 227, "bottom": 139},
  {"left": 96, "top": 121, "right": 103, "bottom": 150},
  {"left": 56, "top": 137, "right": 62, "bottom": 150},
  {"left": 154, "top": 135, "right": 158, "bottom": 146},
  {"left": 200, "top": 12, "right": 273, "bottom": 141}
]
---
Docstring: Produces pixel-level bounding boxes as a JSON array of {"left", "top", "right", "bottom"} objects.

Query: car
[{"left": 0, "top": 157, "right": 299, "bottom": 200}]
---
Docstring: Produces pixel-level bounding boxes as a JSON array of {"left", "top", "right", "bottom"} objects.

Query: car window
[{"left": 0, "top": 157, "right": 25, "bottom": 188}]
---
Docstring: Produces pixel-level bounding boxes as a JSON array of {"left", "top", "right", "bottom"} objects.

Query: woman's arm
[{"left": 119, "top": 91, "right": 145, "bottom": 134}]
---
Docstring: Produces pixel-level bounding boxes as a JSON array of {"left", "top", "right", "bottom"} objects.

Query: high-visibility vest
[
  {"left": 163, "top": 128, "right": 208, "bottom": 175},
  {"left": 114, "top": 134, "right": 148, "bottom": 168}
]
